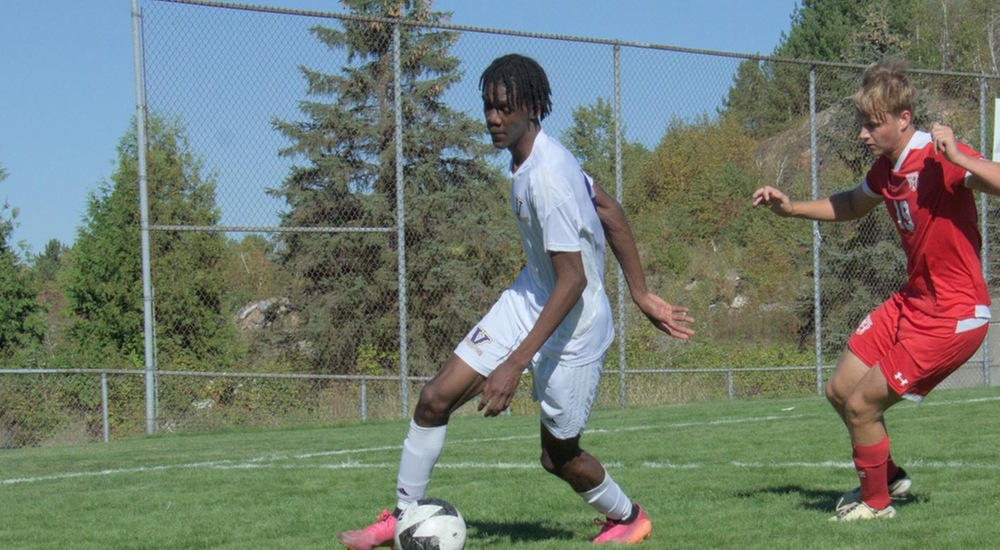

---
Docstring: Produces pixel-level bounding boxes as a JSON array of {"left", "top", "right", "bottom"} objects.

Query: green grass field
[{"left": 3, "top": 387, "right": 1000, "bottom": 549}]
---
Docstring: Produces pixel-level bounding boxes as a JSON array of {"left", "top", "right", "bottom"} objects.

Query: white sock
[
  {"left": 579, "top": 468, "right": 633, "bottom": 520},
  {"left": 395, "top": 420, "right": 447, "bottom": 511}
]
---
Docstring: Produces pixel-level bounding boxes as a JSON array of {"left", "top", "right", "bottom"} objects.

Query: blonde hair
[{"left": 852, "top": 58, "right": 917, "bottom": 122}]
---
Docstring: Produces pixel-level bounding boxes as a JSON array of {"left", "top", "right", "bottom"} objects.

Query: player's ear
[{"left": 897, "top": 109, "right": 913, "bottom": 129}]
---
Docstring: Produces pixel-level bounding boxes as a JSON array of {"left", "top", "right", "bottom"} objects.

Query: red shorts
[{"left": 847, "top": 293, "right": 989, "bottom": 400}]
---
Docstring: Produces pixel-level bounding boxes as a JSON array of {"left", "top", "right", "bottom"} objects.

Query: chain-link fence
[{"left": 2, "top": 0, "right": 999, "bottom": 448}]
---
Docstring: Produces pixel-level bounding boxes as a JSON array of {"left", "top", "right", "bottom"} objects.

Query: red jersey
[{"left": 862, "top": 130, "right": 990, "bottom": 319}]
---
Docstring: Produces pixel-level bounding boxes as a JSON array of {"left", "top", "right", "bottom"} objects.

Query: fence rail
[
  {"left": 5, "top": 346, "right": 999, "bottom": 449},
  {"left": 0, "top": 364, "right": 839, "bottom": 449}
]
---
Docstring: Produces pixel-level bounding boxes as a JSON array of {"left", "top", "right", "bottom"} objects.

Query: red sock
[{"left": 853, "top": 437, "right": 891, "bottom": 510}]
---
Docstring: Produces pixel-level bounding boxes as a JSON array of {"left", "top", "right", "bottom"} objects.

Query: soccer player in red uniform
[{"left": 752, "top": 58, "right": 1000, "bottom": 521}]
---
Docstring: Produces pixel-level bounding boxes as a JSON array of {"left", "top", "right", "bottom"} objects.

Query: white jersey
[{"left": 502, "top": 129, "right": 614, "bottom": 366}]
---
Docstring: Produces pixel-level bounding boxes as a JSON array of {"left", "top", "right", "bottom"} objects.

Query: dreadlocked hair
[{"left": 479, "top": 54, "right": 552, "bottom": 121}]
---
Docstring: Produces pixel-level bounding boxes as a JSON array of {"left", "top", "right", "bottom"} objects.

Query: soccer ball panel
[{"left": 394, "top": 497, "right": 466, "bottom": 550}]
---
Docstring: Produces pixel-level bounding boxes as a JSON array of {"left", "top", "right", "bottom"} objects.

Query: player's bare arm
[
  {"left": 592, "top": 181, "right": 694, "bottom": 340},
  {"left": 477, "top": 250, "right": 586, "bottom": 417},
  {"left": 931, "top": 122, "right": 1000, "bottom": 196},
  {"left": 752, "top": 185, "right": 879, "bottom": 222}
]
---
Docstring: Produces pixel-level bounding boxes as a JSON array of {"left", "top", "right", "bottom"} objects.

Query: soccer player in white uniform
[
  {"left": 338, "top": 54, "right": 694, "bottom": 548},
  {"left": 753, "top": 58, "right": 1000, "bottom": 521}
]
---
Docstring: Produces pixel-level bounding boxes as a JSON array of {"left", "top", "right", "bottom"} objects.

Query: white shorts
[
  {"left": 531, "top": 354, "right": 603, "bottom": 440},
  {"left": 454, "top": 297, "right": 604, "bottom": 440}
]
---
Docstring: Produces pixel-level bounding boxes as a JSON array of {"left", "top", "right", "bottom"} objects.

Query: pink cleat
[
  {"left": 593, "top": 503, "right": 652, "bottom": 545},
  {"left": 337, "top": 509, "right": 397, "bottom": 550}
]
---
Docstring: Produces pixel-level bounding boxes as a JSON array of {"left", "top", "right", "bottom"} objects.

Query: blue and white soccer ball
[{"left": 394, "top": 497, "right": 467, "bottom": 550}]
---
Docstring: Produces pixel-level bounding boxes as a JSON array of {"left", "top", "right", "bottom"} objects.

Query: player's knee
[
  {"left": 842, "top": 395, "right": 877, "bottom": 428},
  {"left": 539, "top": 450, "right": 559, "bottom": 476},
  {"left": 414, "top": 383, "right": 452, "bottom": 424},
  {"left": 539, "top": 441, "right": 583, "bottom": 478},
  {"left": 824, "top": 380, "right": 844, "bottom": 408}
]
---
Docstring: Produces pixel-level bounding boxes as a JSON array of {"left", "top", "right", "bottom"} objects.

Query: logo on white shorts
[
  {"left": 855, "top": 315, "right": 873, "bottom": 335},
  {"left": 465, "top": 326, "right": 492, "bottom": 356}
]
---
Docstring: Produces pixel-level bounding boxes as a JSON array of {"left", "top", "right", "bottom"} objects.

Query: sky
[{"left": 0, "top": 0, "right": 799, "bottom": 258}]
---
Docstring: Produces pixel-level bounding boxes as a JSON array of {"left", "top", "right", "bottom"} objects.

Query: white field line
[
  {"left": 0, "top": 415, "right": 795, "bottom": 486},
  {"left": 4, "top": 395, "right": 997, "bottom": 486},
  {"left": 729, "top": 459, "right": 1000, "bottom": 470},
  {"left": 14, "top": 455, "right": 1000, "bottom": 486},
  {"left": 923, "top": 395, "right": 1000, "bottom": 406}
]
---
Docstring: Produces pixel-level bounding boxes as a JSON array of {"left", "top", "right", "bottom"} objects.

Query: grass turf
[{"left": 2, "top": 387, "right": 1000, "bottom": 549}]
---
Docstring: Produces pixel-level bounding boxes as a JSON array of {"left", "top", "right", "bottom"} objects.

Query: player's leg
[
  {"left": 414, "top": 353, "right": 487, "bottom": 426},
  {"left": 827, "top": 348, "right": 905, "bottom": 486},
  {"left": 826, "top": 296, "right": 898, "bottom": 430},
  {"left": 830, "top": 362, "right": 903, "bottom": 522},
  {"left": 340, "top": 297, "right": 517, "bottom": 549},
  {"left": 843, "top": 363, "right": 901, "bottom": 446},
  {"left": 397, "top": 354, "right": 485, "bottom": 508},
  {"left": 539, "top": 427, "right": 612, "bottom": 492},
  {"left": 533, "top": 356, "right": 650, "bottom": 544},
  {"left": 539, "top": 427, "right": 651, "bottom": 544},
  {"left": 825, "top": 349, "right": 871, "bottom": 421},
  {"left": 337, "top": 355, "right": 483, "bottom": 550},
  {"left": 533, "top": 356, "right": 607, "bottom": 491},
  {"left": 833, "top": 305, "right": 989, "bottom": 522},
  {"left": 397, "top": 296, "right": 523, "bottom": 511},
  {"left": 828, "top": 298, "right": 909, "bottom": 511}
]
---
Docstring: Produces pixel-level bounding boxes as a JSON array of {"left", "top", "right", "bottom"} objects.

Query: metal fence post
[
  {"left": 101, "top": 371, "right": 110, "bottom": 443},
  {"left": 392, "top": 20, "right": 409, "bottom": 419},
  {"left": 988, "top": 93, "right": 1000, "bottom": 388},
  {"left": 360, "top": 375, "right": 368, "bottom": 423},
  {"left": 809, "top": 65, "right": 823, "bottom": 396},
  {"left": 131, "top": 0, "right": 157, "bottom": 435},
  {"left": 613, "top": 43, "right": 627, "bottom": 410},
  {"left": 979, "top": 78, "right": 991, "bottom": 387}
]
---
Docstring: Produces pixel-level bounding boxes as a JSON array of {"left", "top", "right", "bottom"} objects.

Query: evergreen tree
[
  {"left": 32, "top": 239, "right": 65, "bottom": 284},
  {"left": 64, "top": 115, "right": 231, "bottom": 368},
  {"left": 720, "top": 59, "right": 784, "bottom": 137},
  {"left": 722, "top": 0, "right": 918, "bottom": 136},
  {"left": 271, "top": 0, "right": 517, "bottom": 375},
  {"left": 907, "top": 0, "right": 1000, "bottom": 74},
  {"left": 31, "top": 239, "right": 69, "bottom": 356},
  {"left": 0, "top": 164, "right": 44, "bottom": 356},
  {"left": 562, "top": 97, "right": 650, "bottom": 198},
  {"left": 777, "top": 0, "right": 868, "bottom": 60}
]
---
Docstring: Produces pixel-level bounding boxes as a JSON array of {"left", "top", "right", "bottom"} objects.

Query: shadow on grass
[
  {"left": 733, "top": 485, "right": 927, "bottom": 512},
  {"left": 466, "top": 519, "right": 578, "bottom": 545}
]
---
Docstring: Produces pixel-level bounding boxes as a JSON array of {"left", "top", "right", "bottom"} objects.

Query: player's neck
[
  {"left": 509, "top": 123, "right": 541, "bottom": 173},
  {"left": 886, "top": 127, "right": 917, "bottom": 165}
]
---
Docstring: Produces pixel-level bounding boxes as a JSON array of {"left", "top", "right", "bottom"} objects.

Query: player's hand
[
  {"left": 478, "top": 362, "right": 523, "bottom": 417},
  {"left": 751, "top": 186, "right": 794, "bottom": 217},
  {"left": 636, "top": 292, "right": 694, "bottom": 340},
  {"left": 930, "top": 122, "right": 962, "bottom": 163}
]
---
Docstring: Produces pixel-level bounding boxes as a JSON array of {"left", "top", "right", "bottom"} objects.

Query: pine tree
[
  {"left": 722, "top": 0, "right": 919, "bottom": 137},
  {"left": 31, "top": 239, "right": 68, "bottom": 356},
  {"left": 0, "top": 163, "right": 44, "bottom": 356},
  {"left": 563, "top": 97, "right": 650, "bottom": 199},
  {"left": 271, "top": 0, "right": 516, "bottom": 375},
  {"left": 64, "top": 115, "right": 231, "bottom": 368}
]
